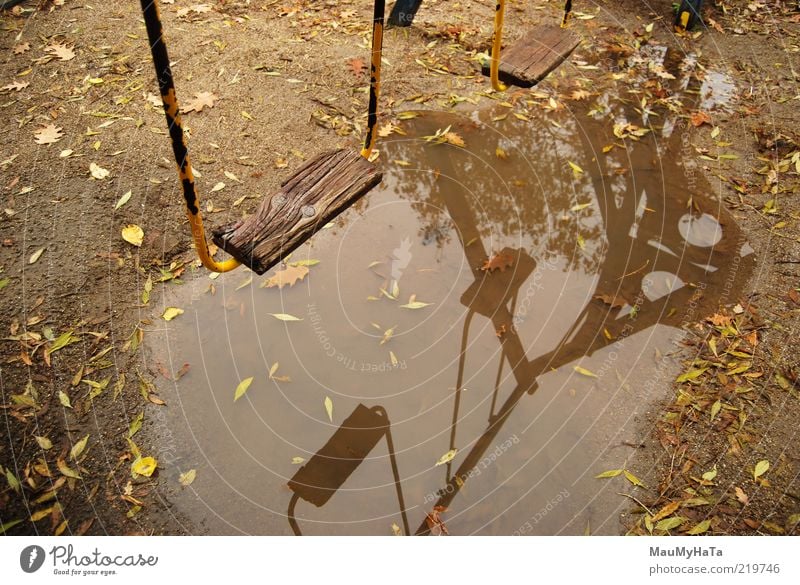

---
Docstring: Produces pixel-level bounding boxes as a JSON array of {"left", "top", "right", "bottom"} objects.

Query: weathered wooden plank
[
  {"left": 482, "top": 24, "right": 580, "bottom": 88},
  {"left": 213, "top": 149, "right": 382, "bottom": 274}
]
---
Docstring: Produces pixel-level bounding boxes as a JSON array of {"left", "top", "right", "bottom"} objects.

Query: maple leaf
[
  {"left": 569, "top": 89, "right": 591, "bottom": 100},
  {"left": 45, "top": 43, "right": 76, "bottom": 62},
  {"left": 346, "top": 57, "right": 366, "bottom": 78},
  {"left": 145, "top": 92, "right": 163, "bottom": 108},
  {"left": 1, "top": 81, "right": 29, "bottom": 92},
  {"left": 34, "top": 124, "right": 64, "bottom": 145},
  {"left": 594, "top": 293, "right": 628, "bottom": 309},
  {"left": 13, "top": 42, "right": 30, "bottom": 55},
  {"left": 481, "top": 252, "right": 514, "bottom": 273},
  {"left": 261, "top": 264, "right": 309, "bottom": 289},
  {"left": 180, "top": 91, "right": 218, "bottom": 114},
  {"left": 690, "top": 111, "right": 712, "bottom": 127}
]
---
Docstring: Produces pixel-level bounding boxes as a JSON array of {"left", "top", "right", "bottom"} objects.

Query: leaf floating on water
[
  {"left": 425, "top": 505, "right": 449, "bottom": 536},
  {"left": 574, "top": 366, "right": 598, "bottom": 378},
  {"left": 234, "top": 376, "right": 254, "bottom": 401},
  {"left": 571, "top": 202, "right": 592, "bottom": 212},
  {"left": 268, "top": 313, "right": 303, "bottom": 321},
  {"left": 261, "top": 264, "right": 309, "bottom": 289},
  {"left": 481, "top": 252, "right": 514, "bottom": 273},
  {"left": 595, "top": 469, "right": 623, "bottom": 478},
  {"left": 179, "top": 469, "right": 197, "bottom": 486},
  {"left": 400, "top": 294, "right": 432, "bottom": 309},
  {"left": 568, "top": 160, "right": 584, "bottom": 177},
  {"left": 162, "top": 307, "right": 184, "bottom": 321},
  {"left": 391, "top": 523, "right": 403, "bottom": 536},
  {"left": 753, "top": 459, "right": 769, "bottom": 480},
  {"left": 435, "top": 449, "right": 457, "bottom": 466},
  {"left": 291, "top": 457, "right": 305, "bottom": 465},
  {"left": 131, "top": 456, "right": 157, "bottom": 477},
  {"left": 121, "top": 224, "right": 144, "bottom": 247},
  {"left": 324, "top": 396, "right": 334, "bottom": 422}
]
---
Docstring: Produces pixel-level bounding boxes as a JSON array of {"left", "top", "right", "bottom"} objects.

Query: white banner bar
[{"left": 2, "top": 536, "right": 797, "bottom": 583}]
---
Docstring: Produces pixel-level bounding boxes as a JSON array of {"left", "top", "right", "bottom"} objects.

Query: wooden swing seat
[
  {"left": 482, "top": 24, "right": 580, "bottom": 88},
  {"left": 213, "top": 149, "right": 382, "bottom": 274}
]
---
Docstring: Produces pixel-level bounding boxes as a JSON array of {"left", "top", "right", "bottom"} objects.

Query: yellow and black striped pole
[
  {"left": 489, "top": 0, "right": 507, "bottom": 92},
  {"left": 139, "top": 0, "right": 240, "bottom": 273},
  {"left": 360, "top": 0, "right": 385, "bottom": 159},
  {"left": 562, "top": 0, "right": 573, "bottom": 28}
]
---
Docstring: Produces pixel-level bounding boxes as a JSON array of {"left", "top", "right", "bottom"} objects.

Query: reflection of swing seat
[
  {"left": 482, "top": 24, "right": 580, "bottom": 88},
  {"left": 460, "top": 248, "right": 536, "bottom": 318},
  {"left": 213, "top": 150, "right": 382, "bottom": 274}
]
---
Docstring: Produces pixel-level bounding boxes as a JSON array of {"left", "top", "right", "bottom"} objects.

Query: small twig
[{"left": 617, "top": 492, "right": 655, "bottom": 516}]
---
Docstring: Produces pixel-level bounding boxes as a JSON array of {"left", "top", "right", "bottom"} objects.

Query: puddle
[{"left": 146, "top": 94, "right": 753, "bottom": 534}]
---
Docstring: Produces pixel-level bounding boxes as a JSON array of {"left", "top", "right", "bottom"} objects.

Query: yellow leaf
[
  {"left": 595, "top": 469, "right": 623, "bottom": 478},
  {"left": 58, "top": 391, "right": 72, "bottom": 408},
  {"left": 121, "top": 224, "right": 144, "bottom": 247},
  {"left": 753, "top": 459, "right": 769, "bottom": 480},
  {"left": 291, "top": 457, "right": 305, "bottom": 465},
  {"left": 162, "top": 307, "right": 184, "bottom": 321},
  {"left": 435, "top": 449, "right": 457, "bottom": 466},
  {"left": 652, "top": 501, "right": 681, "bottom": 522},
  {"left": 686, "top": 519, "right": 711, "bottom": 535},
  {"left": 29, "top": 247, "right": 45, "bottom": 264},
  {"left": 89, "top": 162, "right": 110, "bottom": 180},
  {"left": 702, "top": 466, "right": 717, "bottom": 481},
  {"left": 234, "top": 376, "right": 254, "bottom": 401},
  {"left": 269, "top": 313, "right": 303, "bottom": 321},
  {"left": 131, "top": 456, "right": 157, "bottom": 477},
  {"left": 70, "top": 435, "right": 89, "bottom": 461},
  {"left": 624, "top": 469, "right": 645, "bottom": 487},
  {"left": 324, "top": 396, "right": 334, "bottom": 422},
  {"left": 568, "top": 161, "right": 583, "bottom": 177},
  {"left": 574, "top": 366, "right": 598, "bottom": 378},
  {"left": 179, "top": 469, "right": 196, "bottom": 486}
]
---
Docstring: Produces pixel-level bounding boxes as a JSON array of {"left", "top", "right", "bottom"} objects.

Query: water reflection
[{"left": 149, "top": 60, "right": 752, "bottom": 535}]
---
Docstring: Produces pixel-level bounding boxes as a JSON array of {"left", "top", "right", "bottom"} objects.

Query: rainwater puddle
[{"left": 147, "top": 98, "right": 752, "bottom": 535}]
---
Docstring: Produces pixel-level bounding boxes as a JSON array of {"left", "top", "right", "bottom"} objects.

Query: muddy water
[{"left": 147, "top": 90, "right": 752, "bottom": 534}]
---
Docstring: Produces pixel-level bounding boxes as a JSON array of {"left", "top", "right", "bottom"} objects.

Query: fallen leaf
[
  {"left": 35, "top": 436, "right": 53, "bottom": 450},
  {"left": 481, "top": 252, "right": 514, "bottom": 273},
  {"left": 655, "top": 516, "right": 686, "bottom": 532},
  {"left": 114, "top": 190, "right": 132, "bottom": 210},
  {"left": 162, "top": 307, "right": 183, "bottom": 321},
  {"left": 435, "top": 449, "right": 457, "bottom": 466},
  {"left": 234, "top": 376, "right": 254, "bottom": 401},
  {"left": 269, "top": 313, "right": 303, "bottom": 321},
  {"left": 594, "top": 293, "right": 627, "bottom": 308},
  {"left": 121, "top": 224, "right": 144, "bottom": 247},
  {"left": 179, "top": 469, "right": 196, "bottom": 486},
  {"left": 753, "top": 459, "right": 769, "bottom": 480},
  {"left": 261, "top": 264, "right": 309, "bottom": 289},
  {"left": 690, "top": 111, "right": 712, "bottom": 127},
  {"left": 574, "top": 365, "right": 598, "bottom": 378},
  {"left": 34, "top": 124, "right": 64, "bottom": 145},
  {"left": 425, "top": 506, "right": 449, "bottom": 536},
  {"left": 89, "top": 162, "right": 110, "bottom": 180},
  {"left": 46, "top": 43, "right": 76, "bottom": 61},
  {"left": 13, "top": 42, "right": 30, "bottom": 55},
  {"left": 346, "top": 57, "right": 366, "bottom": 77},
  {"left": 58, "top": 391, "right": 72, "bottom": 408},
  {"left": 624, "top": 469, "right": 645, "bottom": 487},
  {"left": 686, "top": 518, "right": 711, "bottom": 535},
  {"left": 324, "top": 396, "right": 334, "bottom": 422},
  {"left": 1, "top": 81, "right": 29, "bottom": 92},
  {"left": 70, "top": 435, "right": 89, "bottom": 461},
  {"left": 400, "top": 294, "right": 432, "bottom": 309},
  {"left": 292, "top": 457, "right": 305, "bottom": 465},
  {"left": 444, "top": 132, "right": 465, "bottom": 148},
  {"left": 57, "top": 458, "right": 81, "bottom": 479},
  {"left": 180, "top": 91, "right": 218, "bottom": 114},
  {"left": 29, "top": 247, "right": 45, "bottom": 264},
  {"left": 734, "top": 486, "right": 749, "bottom": 505},
  {"left": 595, "top": 469, "right": 623, "bottom": 478},
  {"left": 131, "top": 456, "right": 157, "bottom": 477}
]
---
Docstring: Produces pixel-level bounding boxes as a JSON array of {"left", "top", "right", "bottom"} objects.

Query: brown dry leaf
[
  {"left": 734, "top": 486, "right": 749, "bottom": 505},
  {"left": 46, "top": 43, "right": 76, "bottom": 62},
  {"left": 425, "top": 506, "right": 449, "bottom": 536},
  {"left": 481, "top": 252, "right": 514, "bottom": 273},
  {"left": 690, "top": 111, "right": 712, "bottom": 127},
  {"left": 444, "top": 131, "right": 465, "bottom": 148},
  {"left": 594, "top": 292, "right": 628, "bottom": 309},
  {"left": 261, "top": 264, "right": 309, "bottom": 289},
  {"left": 180, "top": 91, "right": 218, "bottom": 114},
  {"left": 34, "top": 124, "right": 64, "bottom": 145},
  {"left": 1, "top": 81, "right": 29, "bottom": 92},
  {"left": 13, "top": 42, "right": 30, "bottom": 55},
  {"left": 346, "top": 57, "right": 366, "bottom": 77},
  {"left": 569, "top": 89, "right": 591, "bottom": 100}
]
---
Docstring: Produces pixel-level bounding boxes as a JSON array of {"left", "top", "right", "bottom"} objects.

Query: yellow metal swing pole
[
  {"left": 139, "top": 0, "right": 240, "bottom": 273},
  {"left": 361, "top": 0, "right": 386, "bottom": 159},
  {"left": 490, "top": 0, "right": 507, "bottom": 92},
  {"left": 562, "top": 0, "right": 573, "bottom": 28}
]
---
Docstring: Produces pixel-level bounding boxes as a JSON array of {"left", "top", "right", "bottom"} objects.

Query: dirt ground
[{"left": 1, "top": 0, "right": 798, "bottom": 535}]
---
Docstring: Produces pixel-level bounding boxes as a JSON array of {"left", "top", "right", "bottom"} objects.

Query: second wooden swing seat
[{"left": 483, "top": 0, "right": 580, "bottom": 89}]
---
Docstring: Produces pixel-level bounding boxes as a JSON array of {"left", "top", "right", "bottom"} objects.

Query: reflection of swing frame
[
  {"left": 289, "top": 54, "right": 751, "bottom": 535},
  {"left": 287, "top": 404, "right": 409, "bottom": 535}
]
